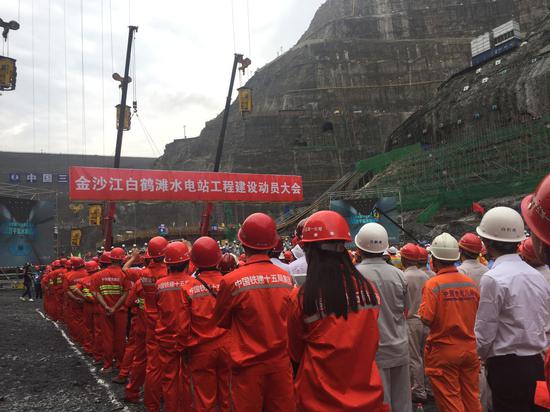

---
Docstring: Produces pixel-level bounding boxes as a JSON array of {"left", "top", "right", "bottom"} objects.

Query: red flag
[{"left": 472, "top": 202, "right": 485, "bottom": 215}]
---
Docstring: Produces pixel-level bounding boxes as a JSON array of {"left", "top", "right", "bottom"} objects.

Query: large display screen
[
  {"left": 0, "top": 196, "right": 55, "bottom": 266},
  {"left": 329, "top": 196, "right": 401, "bottom": 246}
]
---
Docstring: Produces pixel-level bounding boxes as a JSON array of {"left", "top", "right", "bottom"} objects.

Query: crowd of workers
[{"left": 34, "top": 172, "right": 550, "bottom": 412}]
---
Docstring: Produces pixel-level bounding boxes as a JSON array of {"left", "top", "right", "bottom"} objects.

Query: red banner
[{"left": 69, "top": 167, "right": 303, "bottom": 203}]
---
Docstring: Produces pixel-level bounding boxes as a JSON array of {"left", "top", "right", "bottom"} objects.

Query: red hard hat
[
  {"left": 218, "top": 253, "right": 237, "bottom": 274},
  {"left": 164, "top": 241, "right": 191, "bottom": 265},
  {"left": 70, "top": 256, "right": 85, "bottom": 269},
  {"left": 52, "top": 260, "right": 61, "bottom": 268},
  {"left": 110, "top": 247, "right": 126, "bottom": 261},
  {"left": 238, "top": 213, "right": 278, "bottom": 250},
  {"left": 191, "top": 236, "right": 222, "bottom": 269},
  {"left": 400, "top": 243, "right": 420, "bottom": 261},
  {"left": 522, "top": 173, "right": 550, "bottom": 246},
  {"left": 60, "top": 258, "right": 67, "bottom": 265},
  {"left": 519, "top": 238, "right": 543, "bottom": 266},
  {"left": 239, "top": 253, "right": 246, "bottom": 261},
  {"left": 99, "top": 251, "right": 111, "bottom": 265},
  {"left": 85, "top": 260, "right": 99, "bottom": 274},
  {"left": 64, "top": 260, "right": 72, "bottom": 269},
  {"left": 458, "top": 233, "right": 483, "bottom": 254},
  {"left": 148, "top": 236, "right": 169, "bottom": 258},
  {"left": 92, "top": 256, "right": 99, "bottom": 262},
  {"left": 295, "top": 218, "right": 307, "bottom": 240},
  {"left": 302, "top": 210, "right": 351, "bottom": 243},
  {"left": 417, "top": 246, "right": 429, "bottom": 262}
]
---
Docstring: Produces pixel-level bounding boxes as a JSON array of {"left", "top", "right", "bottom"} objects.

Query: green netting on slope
[
  {"left": 365, "top": 116, "right": 550, "bottom": 212},
  {"left": 355, "top": 144, "right": 422, "bottom": 174}
]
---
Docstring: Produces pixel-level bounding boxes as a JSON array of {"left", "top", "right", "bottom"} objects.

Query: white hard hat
[
  {"left": 355, "top": 223, "right": 389, "bottom": 253},
  {"left": 476, "top": 206, "right": 526, "bottom": 243},
  {"left": 428, "top": 233, "right": 460, "bottom": 261}
]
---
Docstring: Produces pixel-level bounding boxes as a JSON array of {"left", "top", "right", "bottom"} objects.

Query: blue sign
[
  {"left": 26, "top": 173, "right": 38, "bottom": 183},
  {"left": 9, "top": 173, "right": 20, "bottom": 183},
  {"left": 158, "top": 224, "right": 168, "bottom": 235}
]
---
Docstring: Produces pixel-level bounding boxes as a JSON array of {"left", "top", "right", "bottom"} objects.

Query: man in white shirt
[
  {"left": 475, "top": 207, "right": 550, "bottom": 412},
  {"left": 458, "top": 233, "right": 489, "bottom": 287},
  {"left": 355, "top": 223, "right": 412, "bottom": 412}
]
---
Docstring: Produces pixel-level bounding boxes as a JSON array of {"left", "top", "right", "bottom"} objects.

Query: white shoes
[{"left": 29, "top": 298, "right": 34, "bottom": 302}]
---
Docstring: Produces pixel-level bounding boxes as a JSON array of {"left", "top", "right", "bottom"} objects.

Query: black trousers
[{"left": 487, "top": 353, "right": 547, "bottom": 412}]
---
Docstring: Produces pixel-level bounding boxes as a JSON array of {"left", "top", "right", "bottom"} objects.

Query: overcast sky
[{"left": 0, "top": 0, "right": 325, "bottom": 158}]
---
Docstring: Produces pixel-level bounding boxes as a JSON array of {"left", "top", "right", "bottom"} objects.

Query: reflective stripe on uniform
[
  {"left": 231, "top": 283, "right": 293, "bottom": 296},
  {"left": 432, "top": 281, "right": 476, "bottom": 294}
]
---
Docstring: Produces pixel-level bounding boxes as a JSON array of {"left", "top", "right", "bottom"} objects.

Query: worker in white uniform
[
  {"left": 401, "top": 243, "right": 430, "bottom": 404},
  {"left": 475, "top": 207, "right": 550, "bottom": 412},
  {"left": 355, "top": 223, "right": 412, "bottom": 412},
  {"left": 457, "top": 233, "right": 489, "bottom": 287}
]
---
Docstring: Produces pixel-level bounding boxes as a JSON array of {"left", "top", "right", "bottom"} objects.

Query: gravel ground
[
  {"left": 0, "top": 290, "right": 438, "bottom": 412},
  {"left": 0, "top": 291, "right": 144, "bottom": 412}
]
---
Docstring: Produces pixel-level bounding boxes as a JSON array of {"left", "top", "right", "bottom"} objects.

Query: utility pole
[
  {"left": 103, "top": 25, "right": 138, "bottom": 249},
  {"left": 199, "top": 53, "right": 249, "bottom": 236}
]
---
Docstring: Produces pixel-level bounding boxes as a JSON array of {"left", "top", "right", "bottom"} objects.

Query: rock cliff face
[
  {"left": 386, "top": 11, "right": 550, "bottom": 150},
  {"left": 156, "top": 0, "right": 548, "bottom": 219}
]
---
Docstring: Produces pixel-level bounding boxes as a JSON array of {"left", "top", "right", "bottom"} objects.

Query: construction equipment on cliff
[
  {"left": 0, "top": 17, "right": 20, "bottom": 91},
  {"left": 199, "top": 53, "right": 251, "bottom": 236}
]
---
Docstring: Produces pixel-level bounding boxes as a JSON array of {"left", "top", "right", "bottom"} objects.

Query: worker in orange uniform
[
  {"left": 91, "top": 247, "right": 131, "bottom": 373},
  {"left": 457, "top": 233, "right": 488, "bottom": 287},
  {"left": 63, "top": 257, "right": 88, "bottom": 345},
  {"left": 400, "top": 243, "right": 431, "bottom": 404},
  {"left": 287, "top": 211, "right": 388, "bottom": 412},
  {"left": 419, "top": 233, "right": 482, "bottom": 412},
  {"left": 51, "top": 259, "right": 67, "bottom": 322},
  {"left": 113, "top": 254, "right": 146, "bottom": 385},
  {"left": 123, "top": 277, "right": 148, "bottom": 404},
  {"left": 155, "top": 241, "right": 192, "bottom": 412},
  {"left": 91, "top": 252, "right": 111, "bottom": 363},
  {"left": 42, "top": 264, "right": 54, "bottom": 318},
  {"left": 61, "top": 259, "right": 73, "bottom": 323},
  {"left": 76, "top": 260, "right": 99, "bottom": 357},
  {"left": 521, "top": 173, "right": 550, "bottom": 409},
  {"left": 213, "top": 213, "right": 295, "bottom": 412},
  {"left": 180, "top": 236, "right": 231, "bottom": 411},
  {"left": 123, "top": 236, "right": 168, "bottom": 411}
]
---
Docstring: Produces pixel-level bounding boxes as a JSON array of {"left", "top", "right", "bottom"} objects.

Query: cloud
[{"left": 0, "top": 0, "right": 325, "bottom": 157}]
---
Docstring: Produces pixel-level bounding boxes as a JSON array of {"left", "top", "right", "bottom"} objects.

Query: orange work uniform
[
  {"left": 287, "top": 287, "right": 389, "bottom": 412},
  {"left": 64, "top": 267, "right": 88, "bottom": 345},
  {"left": 50, "top": 268, "right": 66, "bottom": 321},
  {"left": 180, "top": 270, "right": 231, "bottom": 412},
  {"left": 125, "top": 279, "right": 148, "bottom": 402},
  {"left": 91, "top": 265, "right": 131, "bottom": 370},
  {"left": 213, "top": 254, "right": 296, "bottom": 412},
  {"left": 155, "top": 271, "right": 191, "bottom": 412},
  {"left": 126, "top": 262, "right": 167, "bottom": 412},
  {"left": 75, "top": 275, "right": 97, "bottom": 355},
  {"left": 418, "top": 266, "right": 482, "bottom": 412}
]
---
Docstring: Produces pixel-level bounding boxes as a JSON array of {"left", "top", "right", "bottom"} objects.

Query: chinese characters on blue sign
[{"left": 8, "top": 173, "right": 68, "bottom": 184}]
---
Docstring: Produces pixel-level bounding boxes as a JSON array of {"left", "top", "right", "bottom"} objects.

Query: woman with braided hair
[{"left": 287, "top": 210, "right": 389, "bottom": 412}]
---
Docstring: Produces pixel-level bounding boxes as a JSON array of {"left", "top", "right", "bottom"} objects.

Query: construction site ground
[{"left": 0, "top": 290, "right": 437, "bottom": 411}]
